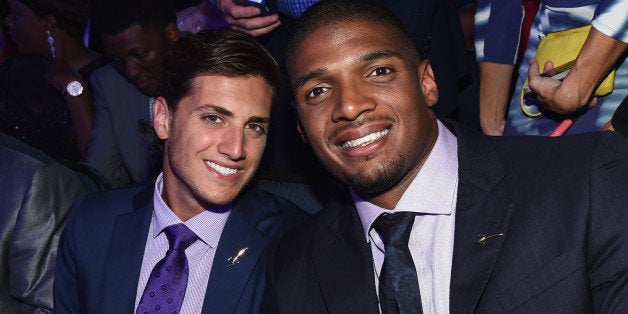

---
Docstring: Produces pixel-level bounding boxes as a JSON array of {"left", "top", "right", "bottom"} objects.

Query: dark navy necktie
[
  {"left": 372, "top": 212, "right": 423, "bottom": 314},
  {"left": 136, "top": 223, "right": 198, "bottom": 314}
]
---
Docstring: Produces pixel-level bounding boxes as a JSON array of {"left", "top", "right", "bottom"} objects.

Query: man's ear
[
  {"left": 418, "top": 59, "right": 439, "bottom": 108},
  {"left": 153, "top": 97, "right": 172, "bottom": 140},
  {"left": 164, "top": 22, "right": 180, "bottom": 44}
]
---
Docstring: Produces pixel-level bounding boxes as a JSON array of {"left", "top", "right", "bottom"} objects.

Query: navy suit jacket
[
  {"left": 262, "top": 124, "right": 628, "bottom": 313},
  {"left": 53, "top": 184, "right": 308, "bottom": 313}
]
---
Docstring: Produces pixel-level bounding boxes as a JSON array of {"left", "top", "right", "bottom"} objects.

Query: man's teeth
[
  {"left": 341, "top": 129, "right": 389, "bottom": 149},
  {"left": 206, "top": 161, "right": 237, "bottom": 176}
]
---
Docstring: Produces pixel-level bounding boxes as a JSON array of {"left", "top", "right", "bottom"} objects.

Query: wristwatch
[{"left": 62, "top": 81, "right": 85, "bottom": 97}]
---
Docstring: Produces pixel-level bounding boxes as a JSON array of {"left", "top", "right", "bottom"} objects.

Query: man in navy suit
[
  {"left": 53, "top": 29, "right": 308, "bottom": 313},
  {"left": 262, "top": 1, "right": 628, "bottom": 313}
]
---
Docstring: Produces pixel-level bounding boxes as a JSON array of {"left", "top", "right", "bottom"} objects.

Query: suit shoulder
[
  {"left": 234, "top": 187, "right": 311, "bottom": 237},
  {"left": 486, "top": 131, "right": 625, "bottom": 171},
  {"left": 68, "top": 185, "right": 148, "bottom": 226},
  {"left": 274, "top": 194, "right": 354, "bottom": 253},
  {"left": 90, "top": 63, "right": 117, "bottom": 82}
]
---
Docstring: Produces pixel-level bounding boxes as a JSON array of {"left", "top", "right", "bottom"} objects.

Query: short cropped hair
[
  {"left": 286, "top": 0, "right": 419, "bottom": 73},
  {"left": 19, "top": 0, "right": 90, "bottom": 39},
  {"left": 91, "top": 0, "right": 176, "bottom": 37},
  {"left": 160, "top": 29, "right": 281, "bottom": 111}
]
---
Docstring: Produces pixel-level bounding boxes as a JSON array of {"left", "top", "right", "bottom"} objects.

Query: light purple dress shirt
[
  {"left": 354, "top": 120, "right": 459, "bottom": 313},
  {"left": 134, "top": 173, "right": 232, "bottom": 313}
]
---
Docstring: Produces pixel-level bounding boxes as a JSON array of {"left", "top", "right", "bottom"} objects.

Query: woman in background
[{"left": 1, "top": 0, "right": 107, "bottom": 160}]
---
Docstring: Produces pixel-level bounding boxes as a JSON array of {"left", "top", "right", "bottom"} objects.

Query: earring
[{"left": 46, "top": 30, "right": 56, "bottom": 58}]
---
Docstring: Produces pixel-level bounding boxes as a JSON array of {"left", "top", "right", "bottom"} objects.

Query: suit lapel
[
  {"left": 201, "top": 203, "right": 270, "bottom": 313},
  {"left": 100, "top": 202, "right": 153, "bottom": 313},
  {"left": 449, "top": 125, "right": 514, "bottom": 313},
  {"left": 311, "top": 198, "right": 380, "bottom": 314}
]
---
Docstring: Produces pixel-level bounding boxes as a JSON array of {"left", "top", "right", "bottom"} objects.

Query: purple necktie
[{"left": 136, "top": 223, "right": 198, "bottom": 314}]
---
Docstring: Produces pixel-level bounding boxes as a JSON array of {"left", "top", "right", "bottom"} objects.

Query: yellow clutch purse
[{"left": 521, "top": 25, "right": 616, "bottom": 117}]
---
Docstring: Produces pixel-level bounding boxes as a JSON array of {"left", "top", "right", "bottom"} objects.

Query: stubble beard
[{"left": 344, "top": 153, "right": 406, "bottom": 195}]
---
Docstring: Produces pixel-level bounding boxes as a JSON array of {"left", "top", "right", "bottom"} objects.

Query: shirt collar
[
  {"left": 353, "top": 120, "right": 459, "bottom": 241},
  {"left": 152, "top": 172, "right": 231, "bottom": 248}
]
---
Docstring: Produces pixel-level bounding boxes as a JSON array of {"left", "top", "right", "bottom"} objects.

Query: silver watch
[{"left": 63, "top": 81, "right": 85, "bottom": 97}]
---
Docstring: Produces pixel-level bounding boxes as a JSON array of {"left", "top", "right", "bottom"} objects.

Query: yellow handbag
[{"left": 521, "top": 25, "right": 616, "bottom": 117}]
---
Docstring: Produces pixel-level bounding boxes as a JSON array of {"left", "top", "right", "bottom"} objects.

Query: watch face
[{"left": 66, "top": 81, "right": 84, "bottom": 97}]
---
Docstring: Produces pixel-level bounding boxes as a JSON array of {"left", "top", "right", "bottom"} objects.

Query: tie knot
[
  {"left": 164, "top": 223, "right": 198, "bottom": 251},
  {"left": 372, "top": 212, "right": 416, "bottom": 246}
]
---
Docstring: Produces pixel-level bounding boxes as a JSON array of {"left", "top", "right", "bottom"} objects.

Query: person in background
[
  {"left": 475, "top": 0, "right": 627, "bottom": 136},
  {"left": 1, "top": 0, "right": 107, "bottom": 161},
  {"left": 262, "top": 1, "right": 628, "bottom": 312},
  {"left": 176, "top": 0, "right": 229, "bottom": 34},
  {"left": 53, "top": 29, "right": 308, "bottom": 313},
  {"left": 0, "top": 132, "right": 91, "bottom": 313},
  {"left": 84, "top": 0, "right": 180, "bottom": 188}
]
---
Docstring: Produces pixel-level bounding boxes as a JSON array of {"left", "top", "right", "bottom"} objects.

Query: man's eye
[
  {"left": 370, "top": 67, "right": 392, "bottom": 76},
  {"left": 202, "top": 115, "right": 222, "bottom": 123},
  {"left": 133, "top": 50, "right": 147, "bottom": 59},
  {"left": 246, "top": 123, "right": 267, "bottom": 136},
  {"left": 306, "top": 86, "right": 328, "bottom": 99}
]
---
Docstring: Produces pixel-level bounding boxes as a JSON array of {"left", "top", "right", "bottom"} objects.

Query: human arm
[
  {"left": 527, "top": 27, "right": 627, "bottom": 114},
  {"left": 478, "top": 62, "right": 515, "bottom": 135},
  {"left": 9, "top": 163, "right": 86, "bottom": 313},
  {"left": 474, "top": 0, "right": 525, "bottom": 135},
  {"left": 214, "top": 0, "right": 281, "bottom": 36},
  {"left": 45, "top": 59, "right": 94, "bottom": 158}
]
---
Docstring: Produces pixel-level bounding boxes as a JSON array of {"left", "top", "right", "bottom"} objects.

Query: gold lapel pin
[
  {"left": 227, "top": 247, "right": 248, "bottom": 267},
  {"left": 475, "top": 233, "right": 505, "bottom": 246}
]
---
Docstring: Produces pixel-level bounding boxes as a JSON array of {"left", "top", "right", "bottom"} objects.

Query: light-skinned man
[{"left": 54, "top": 29, "right": 308, "bottom": 313}]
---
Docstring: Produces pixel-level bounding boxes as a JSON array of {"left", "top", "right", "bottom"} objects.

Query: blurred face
[
  {"left": 102, "top": 23, "right": 178, "bottom": 96},
  {"left": 4, "top": 0, "right": 49, "bottom": 56},
  {"left": 290, "top": 21, "right": 439, "bottom": 207},
  {"left": 154, "top": 75, "right": 273, "bottom": 220}
]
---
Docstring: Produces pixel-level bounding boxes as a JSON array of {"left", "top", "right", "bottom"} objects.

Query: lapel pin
[
  {"left": 475, "top": 233, "right": 504, "bottom": 246},
  {"left": 227, "top": 247, "right": 248, "bottom": 267}
]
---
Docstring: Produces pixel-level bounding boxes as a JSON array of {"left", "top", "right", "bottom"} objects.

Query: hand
[
  {"left": 214, "top": 0, "right": 281, "bottom": 36},
  {"left": 527, "top": 59, "right": 596, "bottom": 115},
  {"left": 45, "top": 58, "right": 83, "bottom": 92}
]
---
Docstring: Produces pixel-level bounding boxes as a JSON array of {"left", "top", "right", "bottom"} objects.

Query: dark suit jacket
[
  {"left": 86, "top": 64, "right": 157, "bottom": 188},
  {"left": 53, "top": 184, "right": 309, "bottom": 313},
  {"left": 0, "top": 133, "right": 89, "bottom": 313},
  {"left": 262, "top": 124, "right": 628, "bottom": 313}
]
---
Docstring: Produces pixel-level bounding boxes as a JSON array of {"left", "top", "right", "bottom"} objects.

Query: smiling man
[
  {"left": 53, "top": 29, "right": 308, "bottom": 314},
  {"left": 262, "top": 1, "right": 628, "bottom": 313}
]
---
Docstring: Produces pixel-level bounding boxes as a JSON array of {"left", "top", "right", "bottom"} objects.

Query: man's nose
[
  {"left": 332, "top": 81, "right": 376, "bottom": 122},
  {"left": 217, "top": 127, "right": 246, "bottom": 161}
]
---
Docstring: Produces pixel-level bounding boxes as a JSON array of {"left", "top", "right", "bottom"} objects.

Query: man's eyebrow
[
  {"left": 360, "top": 50, "right": 403, "bottom": 62},
  {"left": 292, "top": 68, "right": 327, "bottom": 91},
  {"left": 247, "top": 116, "right": 271, "bottom": 124},
  {"left": 194, "top": 105, "right": 233, "bottom": 117}
]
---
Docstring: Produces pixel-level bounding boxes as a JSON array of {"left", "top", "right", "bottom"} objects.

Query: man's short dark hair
[
  {"left": 287, "top": 0, "right": 419, "bottom": 74},
  {"left": 160, "top": 29, "right": 281, "bottom": 111},
  {"left": 91, "top": 0, "right": 176, "bottom": 37},
  {"left": 19, "top": 0, "right": 90, "bottom": 39}
]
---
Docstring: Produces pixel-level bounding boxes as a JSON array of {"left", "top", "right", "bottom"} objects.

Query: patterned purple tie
[{"left": 136, "top": 223, "right": 198, "bottom": 314}]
